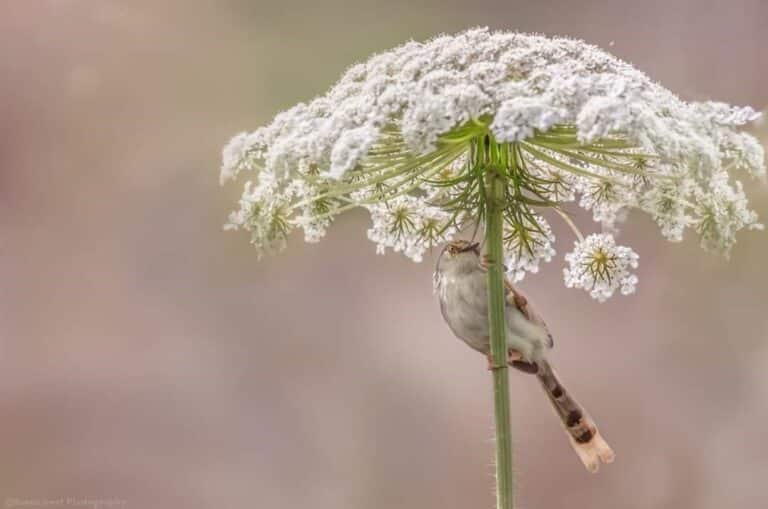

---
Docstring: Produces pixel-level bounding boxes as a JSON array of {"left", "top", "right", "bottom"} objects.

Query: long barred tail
[{"left": 513, "top": 358, "right": 615, "bottom": 473}]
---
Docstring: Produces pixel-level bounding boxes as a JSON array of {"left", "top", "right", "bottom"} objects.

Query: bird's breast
[{"left": 438, "top": 271, "right": 490, "bottom": 353}]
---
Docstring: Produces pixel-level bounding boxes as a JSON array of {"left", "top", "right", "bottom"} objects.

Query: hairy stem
[{"left": 485, "top": 162, "right": 514, "bottom": 509}]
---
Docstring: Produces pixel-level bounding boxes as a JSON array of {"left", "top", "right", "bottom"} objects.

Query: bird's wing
[
  {"left": 478, "top": 254, "right": 554, "bottom": 349},
  {"left": 504, "top": 276, "right": 555, "bottom": 348}
]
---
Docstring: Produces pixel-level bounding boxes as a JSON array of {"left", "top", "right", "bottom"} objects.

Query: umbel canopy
[{"left": 220, "top": 27, "right": 764, "bottom": 301}]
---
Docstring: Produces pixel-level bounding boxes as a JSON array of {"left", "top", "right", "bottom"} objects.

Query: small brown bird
[{"left": 434, "top": 239, "right": 615, "bottom": 473}]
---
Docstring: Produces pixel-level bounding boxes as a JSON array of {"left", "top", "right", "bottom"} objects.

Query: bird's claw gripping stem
[{"left": 486, "top": 350, "right": 523, "bottom": 371}]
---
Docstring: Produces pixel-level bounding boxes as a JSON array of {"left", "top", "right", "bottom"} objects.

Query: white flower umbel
[
  {"left": 504, "top": 213, "right": 556, "bottom": 282},
  {"left": 220, "top": 27, "right": 765, "bottom": 298},
  {"left": 224, "top": 176, "right": 291, "bottom": 259},
  {"left": 366, "top": 196, "right": 457, "bottom": 262},
  {"left": 692, "top": 174, "right": 763, "bottom": 257},
  {"left": 563, "top": 233, "right": 639, "bottom": 302}
]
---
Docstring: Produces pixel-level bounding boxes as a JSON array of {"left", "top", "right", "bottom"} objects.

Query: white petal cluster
[
  {"left": 224, "top": 176, "right": 291, "bottom": 259},
  {"left": 577, "top": 179, "right": 634, "bottom": 231},
  {"left": 640, "top": 177, "right": 693, "bottom": 242},
  {"left": 693, "top": 174, "right": 763, "bottom": 257},
  {"left": 504, "top": 214, "right": 556, "bottom": 282},
  {"left": 328, "top": 125, "right": 380, "bottom": 179},
  {"left": 220, "top": 27, "right": 764, "bottom": 185},
  {"left": 220, "top": 131, "right": 266, "bottom": 185},
  {"left": 219, "top": 28, "right": 765, "bottom": 299},
  {"left": 366, "top": 196, "right": 457, "bottom": 262},
  {"left": 285, "top": 179, "right": 334, "bottom": 243},
  {"left": 491, "top": 97, "right": 564, "bottom": 143},
  {"left": 563, "top": 233, "right": 639, "bottom": 302}
]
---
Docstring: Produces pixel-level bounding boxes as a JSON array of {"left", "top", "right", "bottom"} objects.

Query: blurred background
[{"left": 2, "top": 1, "right": 767, "bottom": 508}]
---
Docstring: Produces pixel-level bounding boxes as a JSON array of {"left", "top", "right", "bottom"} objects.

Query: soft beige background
[{"left": 2, "top": 1, "right": 767, "bottom": 508}]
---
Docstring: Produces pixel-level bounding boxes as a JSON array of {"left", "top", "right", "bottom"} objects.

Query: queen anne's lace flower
[
  {"left": 563, "top": 234, "right": 639, "bottom": 302},
  {"left": 219, "top": 28, "right": 765, "bottom": 300},
  {"left": 578, "top": 179, "right": 634, "bottom": 230},
  {"left": 504, "top": 214, "right": 556, "bottom": 282},
  {"left": 692, "top": 174, "right": 763, "bottom": 257},
  {"left": 224, "top": 177, "right": 291, "bottom": 259},
  {"left": 640, "top": 177, "right": 694, "bottom": 242},
  {"left": 366, "top": 196, "right": 456, "bottom": 262}
]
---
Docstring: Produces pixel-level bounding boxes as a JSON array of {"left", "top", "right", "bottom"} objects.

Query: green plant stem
[{"left": 485, "top": 165, "right": 514, "bottom": 509}]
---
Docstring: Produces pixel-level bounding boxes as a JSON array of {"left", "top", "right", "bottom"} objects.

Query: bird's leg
[
  {"left": 485, "top": 350, "right": 540, "bottom": 374},
  {"left": 486, "top": 352, "right": 503, "bottom": 370},
  {"left": 486, "top": 349, "right": 524, "bottom": 371}
]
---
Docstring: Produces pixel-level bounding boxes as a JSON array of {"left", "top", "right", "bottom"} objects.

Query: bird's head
[{"left": 436, "top": 239, "right": 481, "bottom": 274}]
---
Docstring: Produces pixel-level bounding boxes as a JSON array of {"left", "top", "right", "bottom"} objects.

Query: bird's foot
[
  {"left": 486, "top": 350, "right": 524, "bottom": 371},
  {"left": 480, "top": 254, "right": 508, "bottom": 272}
]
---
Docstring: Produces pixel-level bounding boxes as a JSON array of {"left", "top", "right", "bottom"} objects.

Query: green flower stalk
[
  {"left": 485, "top": 162, "right": 514, "bottom": 509},
  {"left": 219, "top": 28, "right": 765, "bottom": 508}
]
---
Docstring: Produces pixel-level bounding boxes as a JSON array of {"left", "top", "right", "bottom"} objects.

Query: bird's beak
[{"left": 459, "top": 242, "right": 480, "bottom": 253}]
